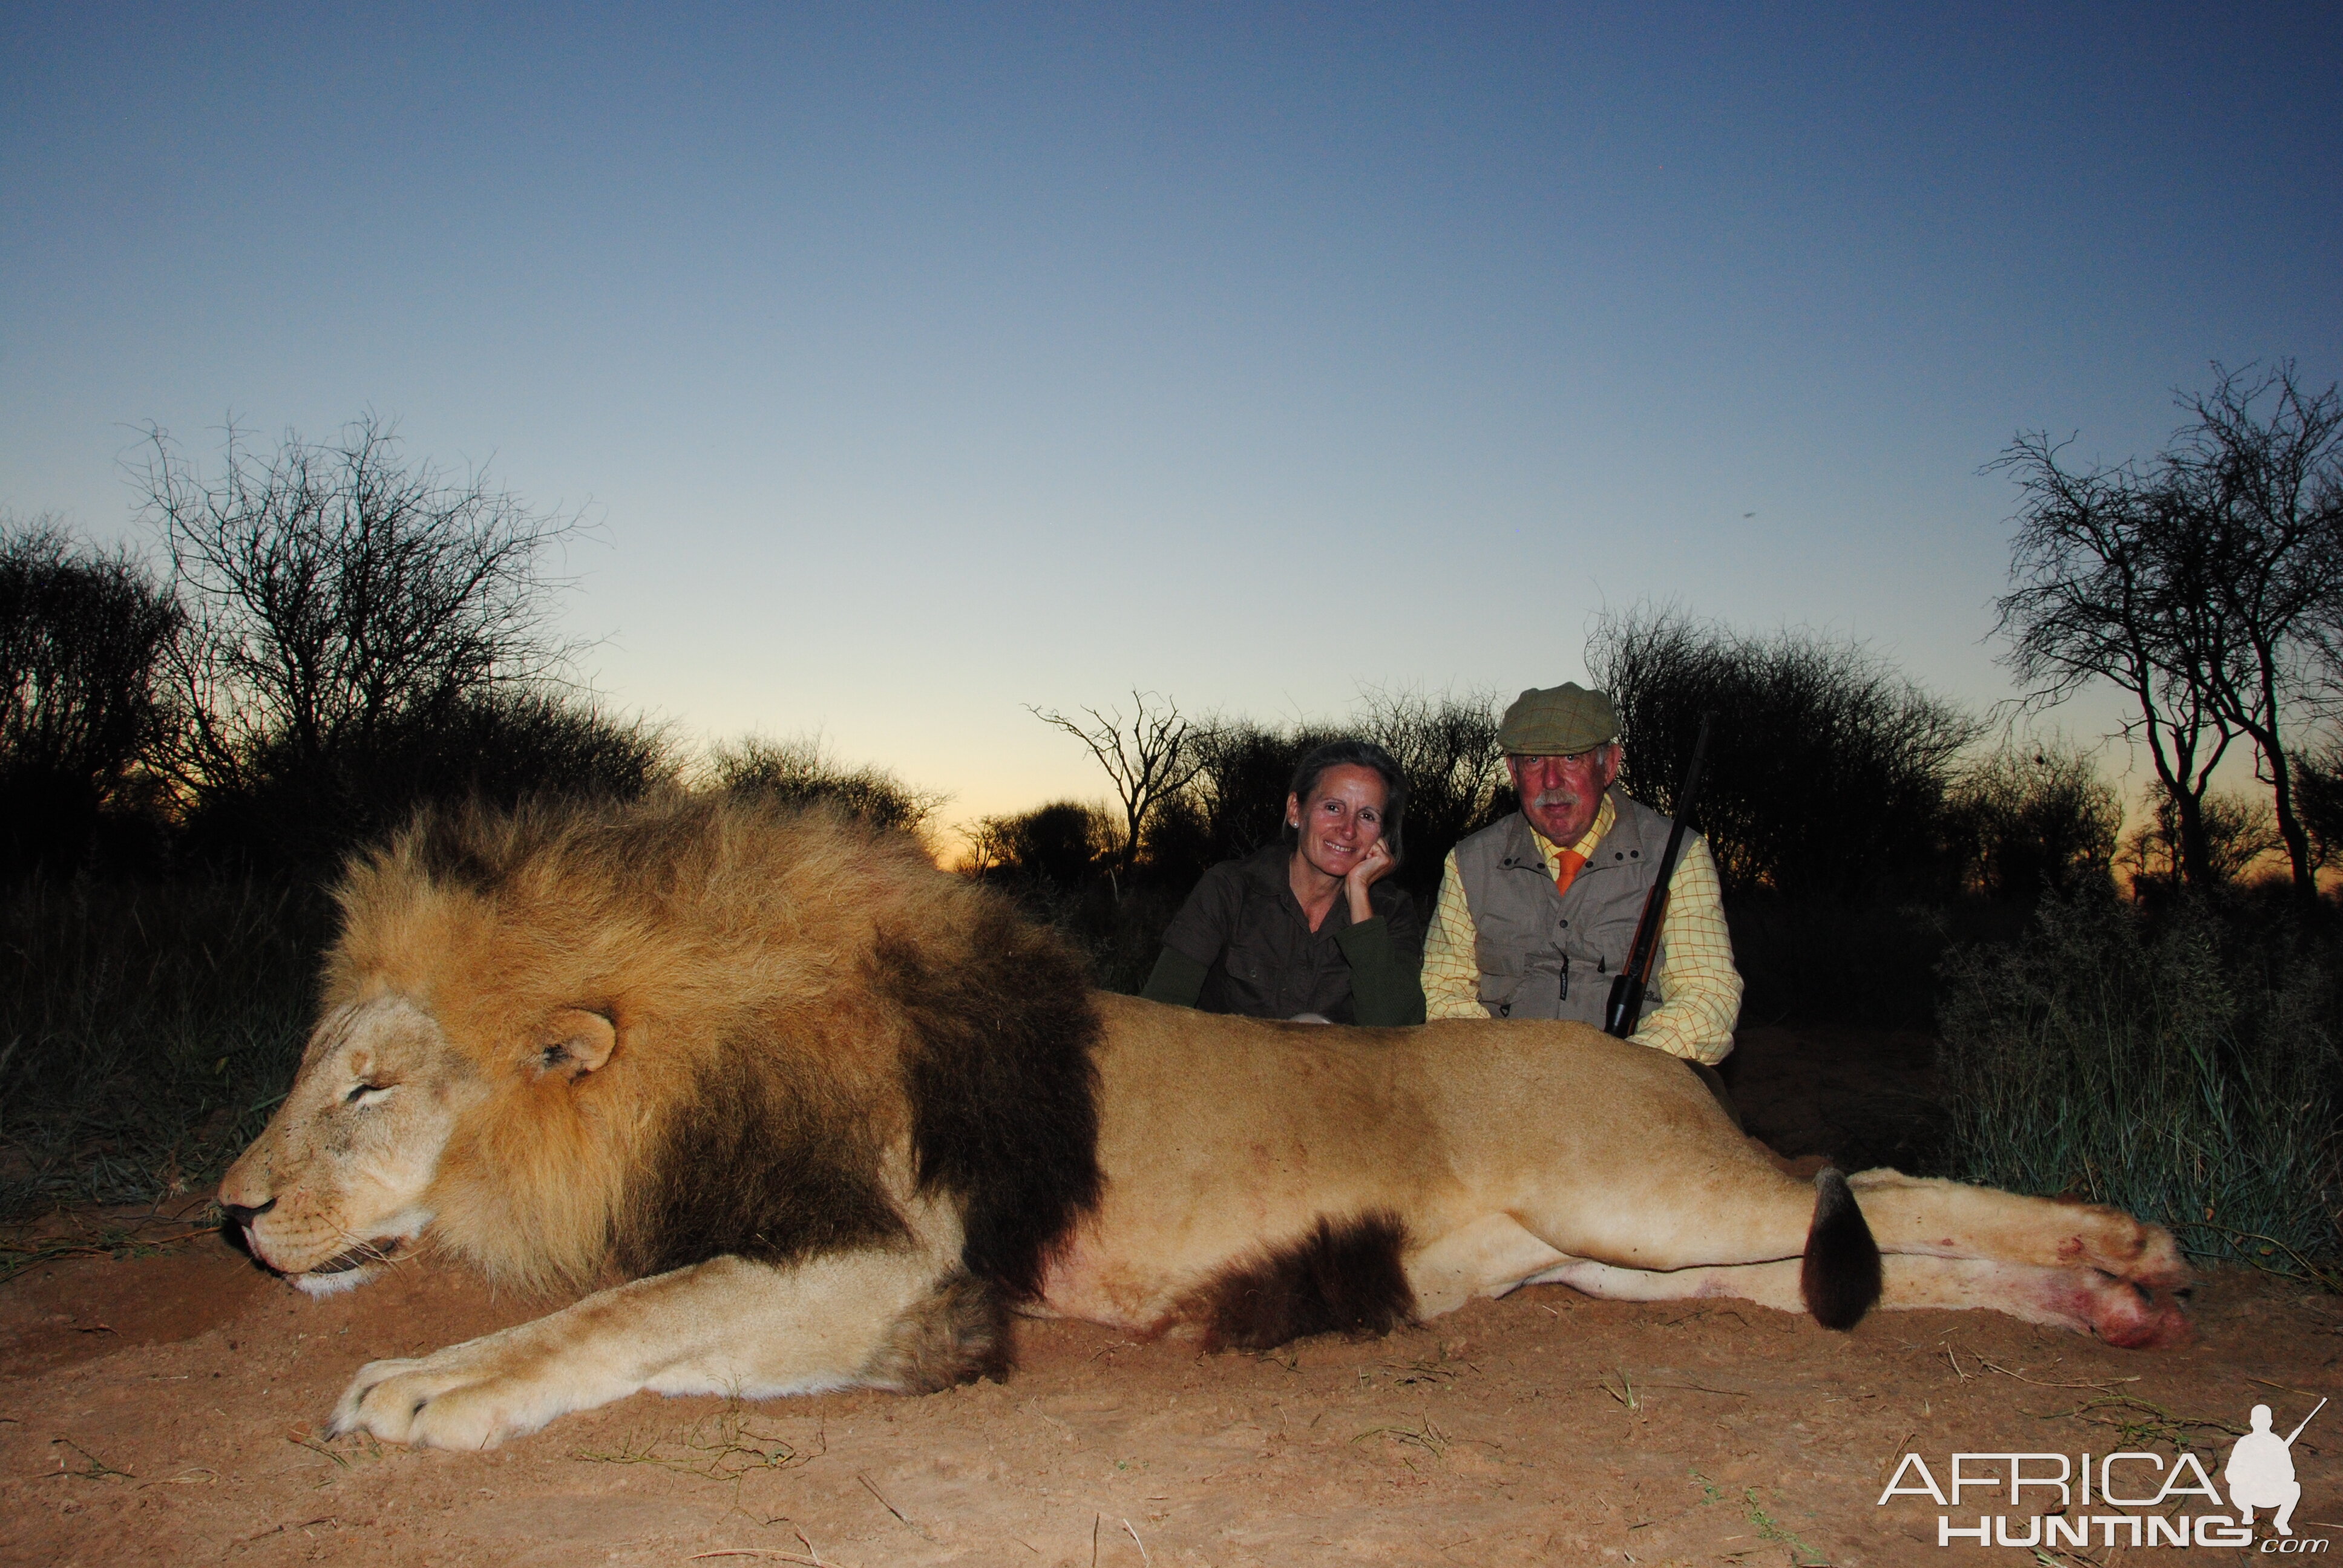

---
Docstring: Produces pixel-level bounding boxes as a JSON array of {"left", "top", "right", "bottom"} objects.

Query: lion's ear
[{"left": 535, "top": 1008, "right": 618, "bottom": 1080}]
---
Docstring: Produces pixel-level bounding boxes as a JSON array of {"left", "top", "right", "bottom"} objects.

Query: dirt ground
[{"left": 5, "top": 1027, "right": 2336, "bottom": 1567}]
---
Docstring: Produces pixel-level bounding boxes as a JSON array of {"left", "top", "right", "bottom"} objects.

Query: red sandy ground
[{"left": 4, "top": 1027, "right": 2336, "bottom": 1567}]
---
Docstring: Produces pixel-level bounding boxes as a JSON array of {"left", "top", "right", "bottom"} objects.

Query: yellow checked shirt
[{"left": 1420, "top": 794, "right": 1743, "bottom": 1063}]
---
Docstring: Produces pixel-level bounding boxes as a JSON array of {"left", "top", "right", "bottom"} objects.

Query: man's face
[{"left": 1507, "top": 744, "right": 1620, "bottom": 847}]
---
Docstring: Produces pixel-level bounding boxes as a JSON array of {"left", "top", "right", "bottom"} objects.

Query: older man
[{"left": 1420, "top": 684, "right": 1743, "bottom": 1070}]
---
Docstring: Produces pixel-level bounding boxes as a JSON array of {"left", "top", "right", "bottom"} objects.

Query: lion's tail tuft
[{"left": 1800, "top": 1167, "right": 1883, "bottom": 1331}]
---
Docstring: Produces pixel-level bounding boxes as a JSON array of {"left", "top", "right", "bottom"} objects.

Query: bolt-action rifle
[{"left": 1602, "top": 713, "right": 1713, "bottom": 1039}]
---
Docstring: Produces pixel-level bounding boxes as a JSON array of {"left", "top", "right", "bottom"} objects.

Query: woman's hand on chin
[{"left": 1345, "top": 838, "right": 1395, "bottom": 922}]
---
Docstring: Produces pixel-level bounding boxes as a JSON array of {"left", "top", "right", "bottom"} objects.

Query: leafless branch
[{"left": 1026, "top": 691, "right": 1204, "bottom": 879}]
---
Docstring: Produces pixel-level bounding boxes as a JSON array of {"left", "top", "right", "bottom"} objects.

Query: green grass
[
  {"left": 0, "top": 876, "right": 327, "bottom": 1220},
  {"left": 1938, "top": 892, "right": 2343, "bottom": 1274}
]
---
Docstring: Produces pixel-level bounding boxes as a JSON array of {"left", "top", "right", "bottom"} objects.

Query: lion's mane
[{"left": 324, "top": 792, "right": 1103, "bottom": 1298}]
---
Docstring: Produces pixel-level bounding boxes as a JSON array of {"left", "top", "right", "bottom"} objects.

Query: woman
[{"left": 1140, "top": 739, "right": 1425, "bottom": 1025}]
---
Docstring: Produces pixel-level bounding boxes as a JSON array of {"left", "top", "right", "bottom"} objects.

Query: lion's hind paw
[
  {"left": 2050, "top": 1205, "right": 2192, "bottom": 1293},
  {"left": 2120, "top": 1227, "right": 2192, "bottom": 1293}
]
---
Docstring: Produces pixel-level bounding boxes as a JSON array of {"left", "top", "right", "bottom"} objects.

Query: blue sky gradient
[{"left": 4, "top": 4, "right": 2338, "bottom": 825}]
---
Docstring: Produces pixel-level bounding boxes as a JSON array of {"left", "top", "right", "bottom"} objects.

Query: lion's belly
[
  {"left": 1036, "top": 1230, "right": 1189, "bottom": 1334},
  {"left": 1047, "top": 1002, "right": 1492, "bottom": 1333},
  {"left": 1034, "top": 1157, "right": 1384, "bottom": 1336},
  {"left": 1036, "top": 1134, "right": 1425, "bottom": 1334},
  {"left": 1033, "top": 1133, "right": 1474, "bottom": 1335}
]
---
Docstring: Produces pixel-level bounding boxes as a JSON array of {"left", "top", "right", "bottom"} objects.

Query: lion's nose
[{"left": 220, "top": 1197, "right": 277, "bottom": 1229}]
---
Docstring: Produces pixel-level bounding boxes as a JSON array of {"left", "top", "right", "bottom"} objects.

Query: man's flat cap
[{"left": 1498, "top": 683, "right": 1619, "bottom": 756}]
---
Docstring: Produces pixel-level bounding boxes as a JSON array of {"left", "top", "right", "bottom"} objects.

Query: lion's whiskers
[{"left": 322, "top": 1222, "right": 413, "bottom": 1276}]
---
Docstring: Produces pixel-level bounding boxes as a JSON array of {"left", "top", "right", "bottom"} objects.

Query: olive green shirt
[{"left": 1140, "top": 843, "right": 1426, "bottom": 1026}]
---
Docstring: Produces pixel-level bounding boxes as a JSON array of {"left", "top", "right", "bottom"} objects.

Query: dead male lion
[{"left": 219, "top": 795, "right": 2191, "bottom": 1449}]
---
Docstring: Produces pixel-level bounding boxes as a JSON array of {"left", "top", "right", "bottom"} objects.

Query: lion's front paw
[{"left": 328, "top": 1351, "right": 554, "bottom": 1450}]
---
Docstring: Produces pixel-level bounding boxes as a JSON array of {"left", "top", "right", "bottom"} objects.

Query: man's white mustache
[{"left": 1531, "top": 791, "right": 1582, "bottom": 810}]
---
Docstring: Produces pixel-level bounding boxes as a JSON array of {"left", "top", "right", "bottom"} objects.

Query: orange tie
[{"left": 1553, "top": 848, "right": 1588, "bottom": 899}]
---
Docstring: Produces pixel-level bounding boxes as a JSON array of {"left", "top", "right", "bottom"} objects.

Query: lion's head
[
  {"left": 219, "top": 793, "right": 1103, "bottom": 1301},
  {"left": 218, "top": 996, "right": 618, "bottom": 1294}
]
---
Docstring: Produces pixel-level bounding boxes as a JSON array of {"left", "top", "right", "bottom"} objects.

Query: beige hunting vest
[{"left": 1452, "top": 791, "right": 1678, "bottom": 1025}]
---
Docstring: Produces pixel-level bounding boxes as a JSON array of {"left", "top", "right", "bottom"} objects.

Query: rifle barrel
[{"left": 1602, "top": 712, "right": 1712, "bottom": 1039}]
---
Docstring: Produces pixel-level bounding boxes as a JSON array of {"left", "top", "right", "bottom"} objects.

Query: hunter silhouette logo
[
  {"left": 1876, "top": 1393, "right": 2330, "bottom": 1550},
  {"left": 2227, "top": 1398, "right": 2324, "bottom": 1537}
]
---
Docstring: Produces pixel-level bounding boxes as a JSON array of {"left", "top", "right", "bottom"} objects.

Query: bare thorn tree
[
  {"left": 132, "top": 413, "right": 589, "bottom": 796},
  {"left": 1991, "top": 361, "right": 2343, "bottom": 905},
  {"left": 1990, "top": 431, "right": 2238, "bottom": 890},
  {"left": 2171, "top": 362, "right": 2343, "bottom": 904},
  {"left": 1026, "top": 691, "right": 1205, "bottom": 880}
]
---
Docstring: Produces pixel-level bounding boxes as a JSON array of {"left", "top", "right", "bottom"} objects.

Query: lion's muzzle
[
  {"left": 219, "top": 1194, "right": 281, "bottom": 1270},
  {"left": 220, "top": 1195, "right": 275, "bottom": 1234}
]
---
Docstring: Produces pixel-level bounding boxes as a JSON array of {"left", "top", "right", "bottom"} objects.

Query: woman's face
[{"left": 1286, "top": 763, "right": 1389, "bottom": 883}]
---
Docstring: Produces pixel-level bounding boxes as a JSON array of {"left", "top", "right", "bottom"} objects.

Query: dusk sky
[{"left": 5, "top": 4, "right": 2338, "bottom": 832}]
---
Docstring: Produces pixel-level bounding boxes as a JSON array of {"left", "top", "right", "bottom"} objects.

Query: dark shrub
[
  {"left": 1351, "top": 688, "right": 1508, "bottom": 902},
  {"left": 2119, "top": 785, "right": 2286, "bottom": 898},
  {"left": 1941, "top": 742, "right": 2122, "bottom": 901},
  {"left": 709, "top": 735, "right": 942, "bottom": 834},
  {"left": 969, "top": 801, "right": 1119, "bottom": 890},
  {"left": 0, "top": 521, "right": 179, "bottom": 875},
  {"left": 180, "top": 689, "right": 672, "bottom": 875},
  {"left": 1147, "top": 693, "right": 1504, "bottom": 903},
  {"left": 1589, "top": 605, "right": 1981, "bottom": 900},
  {"left": 2299, "top": 744, "right": 2343, "bottom": 872}
]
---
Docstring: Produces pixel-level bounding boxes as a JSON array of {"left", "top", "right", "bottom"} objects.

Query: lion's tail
[{"left": 1800, "top": 1168, "right": 1883, "bottom": 1331}]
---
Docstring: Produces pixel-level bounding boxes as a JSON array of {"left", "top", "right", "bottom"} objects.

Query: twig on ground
[
  {"left": 286, "top": 1434, "right": 348, "bottom": 1469},
  {"left": 1647, "top": 1380, "right": 1751, "bottom": 1397},
  {"left": 1877, "top": 1431, "right": 1916, "bottom": 1488},
  {"left": 573, "top": 1403, "right": 815, "bottom": 1481},
  {"left": 1599, "top": 1368, "right": 1642, "bottom": 1410},
  {"left": 139, "top": 1467, "right": 220, "bottom": 1488},
  {"left": 856, "top": 1471, "right": 925, "bottom": 1537},
  {"left": 51, "top": 1437, "right": 131, "bottom": 1480},
  {"left": 2022, "top": 1392, "right": 2244, "bottom": 1449},
  {"left": 1351, "top": 1414, "right": 1451, "bottom": 1472},
  {"left": 0, "top": 1226, "right": 221, "bottom": 1282},
  {"left": 1979, "top": 1359, "right": 2141, "bottom": 1392}
]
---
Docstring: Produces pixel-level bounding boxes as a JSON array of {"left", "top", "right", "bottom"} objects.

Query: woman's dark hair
[{"left": 1283, "top": 738, "right": 1407, "bottom": 861}]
